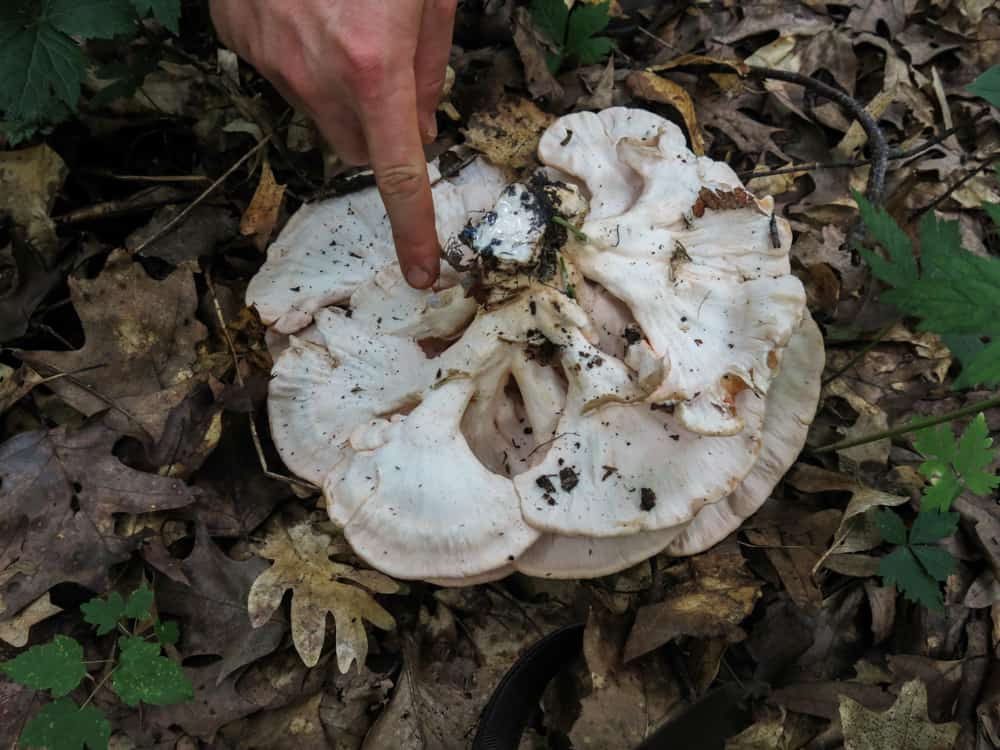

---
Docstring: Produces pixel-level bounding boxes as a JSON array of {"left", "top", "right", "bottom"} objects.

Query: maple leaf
[
  {"left": 839, "top": 679, "right": 959, "bottom": 750},
  {"left": 22, "top": 249, "right": 209, "bottom": 444},
  {"left": 19, "top": 698, "right": 111, "bottom": 750},
  {"left": 0, "top": 635, "right": 86, "bottom": 697},
  {"left": 0, "top": 423, "right": 199, "bottom": 616},
  {"left": 247, "top": 521, "right": 399, "bottom": 672},
  {"left": 913, "top": 413, "right": 999, "bottom": 511}
]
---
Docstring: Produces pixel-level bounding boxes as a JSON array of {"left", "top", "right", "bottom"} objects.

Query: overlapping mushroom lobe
[{"left": 253, "top": 108, "right": 818, "bottom": 583}]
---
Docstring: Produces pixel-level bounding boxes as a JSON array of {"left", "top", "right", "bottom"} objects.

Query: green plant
[
  {"left": 874, "top": 414, "right": 998, "bottom": 610},
  {"left": 1, "top": 584, "right": 193, "bottom": 750},
  {"left": 0, "top": 0, "right": 180, "bottom": 144},
  {"left": 529, "top": 0, "right": 616, "bottom": 74}
]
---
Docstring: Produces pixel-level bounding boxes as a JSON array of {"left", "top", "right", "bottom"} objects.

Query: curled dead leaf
[
  {"left": 241, "top": 158, "right": 287, "bottom": 252},
  {"left": 626, "top": 71, "right": 705, "bottom": 155}
]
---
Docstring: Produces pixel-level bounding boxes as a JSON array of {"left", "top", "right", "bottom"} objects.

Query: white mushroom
[{"left": 249, "top": 107, "right": 822, "bottom": 585}]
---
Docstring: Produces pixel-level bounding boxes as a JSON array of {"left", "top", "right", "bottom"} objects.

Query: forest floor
[{"left": 2, "top": 1, "right": 1000, "bottom": 749}]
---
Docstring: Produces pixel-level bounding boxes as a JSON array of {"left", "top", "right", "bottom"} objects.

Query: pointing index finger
[{"left": 359, "top": 74, "right": 440, "bottom": 289}]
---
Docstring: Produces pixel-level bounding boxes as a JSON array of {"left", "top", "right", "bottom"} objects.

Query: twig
[
  {"left": 76, "top": 170, "right": 213, "bottom": 185},
  {"left": 54, "top": 187, "right": 192, "bottom": 225},
  {"left": 552, "top": 215, "right": 588, "bottom": 241},
  {"left": 204, "top": 271, "right": 319, "bottom": 493},
  {"left": 821, "top": 318, "right": 901, "bottom": 386},
  {"left": 909, "top": 154, "right": 1000, "bottom": 219},
  {"left": 739, "top": 112, "right": 990, "bottom": 181},
  {"left": 130, "top": 135, "right": 272, "bottom": 256},
  {"left": 747, "top": 67, "right": 888, "bottom": 205},
  {"left": 814, "top": 393, "right": 1000, "bottom": 454}
]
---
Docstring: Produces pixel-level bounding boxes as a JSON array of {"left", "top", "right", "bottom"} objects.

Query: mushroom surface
[{"left": 249, "top": 110, "right": 822, "bottom": 584}]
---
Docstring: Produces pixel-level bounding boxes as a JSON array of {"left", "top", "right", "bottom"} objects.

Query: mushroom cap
[
  {"left": 247, "top": 159, "right": 508, "bottom": 334},
  {"left": 515, "top": 313, "right": 823, "bottom": 578},
  {"left": 324, "top": 379, "right": 540, "bottom": 580},
  {"left": 250, "top": 107, "right": 820, "bottom": 585}
]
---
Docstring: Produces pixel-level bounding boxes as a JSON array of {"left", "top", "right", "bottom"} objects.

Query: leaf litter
[{"left": 2, "top": 1, "right": 1000, "bottom": 748}]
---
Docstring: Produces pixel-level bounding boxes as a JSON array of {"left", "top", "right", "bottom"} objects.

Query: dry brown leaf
[
  {"left": 815, "top": 487, "right": 910, "bottom": 572},
  {"left": 462, "top": 97, "right": 554, "bottom": 169},
  {"left": 0, "top": 593, "right": 61, "bottom": 647},
  {"left": 626, "top": 70, "right": 705, "bottom": 155},
  {"left": 0, "top": 144, "right": 67, "bottom": 261},
  {"left": 22, "top": 250, "right": 208, "bottom": 443},
  {"left": 839, "top": 679, "right": 960, "bottom": 750},
  {"left": 512, "top": 7, "right": 564, "bottom": 102},
  {"left": 624, "top": 542, "right": 761, "bottom": 662},
  {"left": 825, "top": 379, "right": 891, "bottom": 470},
  {"left": 247, "top": 520, "right": 398, "bottom": 672},
  {"left": 0, "top": 363, "right": 42, "bottom": 415},
  {"left": 241, "top": 158, "right": 287, "bottom": 251}
]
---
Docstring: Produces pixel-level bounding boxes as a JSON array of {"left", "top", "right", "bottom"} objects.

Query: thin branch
[
  {"left": 821, "top": 318, "right": 901, "bottom": 386},
  {"left": 747, "top": 67, "right": 889, "bottom": 205},
  {"left": 909, "top": 154, "right": 1000, "bottom": 218},
  {"left": 204, "top": 271, "right": 319, "bottom": 493},
  {"left": 814, "top": 393, "right": 1000, "bottom": 454},
  {"left": 130, "top": 135, "right": 272, "bottom": 256}
]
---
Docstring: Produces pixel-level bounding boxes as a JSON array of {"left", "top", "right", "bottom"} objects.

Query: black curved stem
[{"left": 747, "top": 66, "right": 889, "bottom": 206}]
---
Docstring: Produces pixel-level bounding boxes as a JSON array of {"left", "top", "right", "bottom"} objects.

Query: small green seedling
[
  {"left": 875, "top": 414, "right": 997, "bottom": 610},
  {"left": 529, "top": 0, "right": 616, "bottom": 74},
  {"left": 1, "top": 584, "right": 192, "bottom": 750}
]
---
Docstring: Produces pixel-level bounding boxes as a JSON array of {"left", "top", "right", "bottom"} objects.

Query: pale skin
[{"left": 209, "top": 0, "right": 459, "bottom": 289}]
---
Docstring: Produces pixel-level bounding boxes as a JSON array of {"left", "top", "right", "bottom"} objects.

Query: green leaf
[
  {"left": 909, "top": 510, "right": 960, "bottom": 545},
  {"left": 123, "top": 584, "right": 153, "bottom": 620},
  {"left": 0, "top": 17, "right": 88, "bottom": 124},
  {"left": 954, "top": 413, "right": 1000, "bottom": 495},
  {"left": 565, "top": 1, "right": 612, "bottom": 50},
  {"left": 47, "top": 0, "right": 136, "bottom": 39},
  {"left": 0, "top": 635, "right": 87, "bottom": 697},
  {"left": 920, "top": 473, "right": 962, "bottom": 513},
  {"left": 19, "top": 698, "right": 111, "bottom": 750},
  {"left": 564, "top": 1, "right": 615, "bottom": 66},
  {"left": 573, "top": 35, "right": 616, "bottom": 66},
  {"left": 913, "top": 423, "right": 958, "bottom": 466},
  {"left": 879, "top": 546, "right": 944, "bottom": 611},
  {"left": 952, "top": 340, "right": 1000, "bottom": 389},
  {"left": 111, "top": 636, "right": 193, "bottom": 707},
  {"left": 530, "top": 0, "right": 569, "bottom": 47},
  {"left": 154, "top": 620, "right": 179, "bottom": 646},
  {"left": 912, "top": 544, "right": 957, "bottom": 582},
  {"left": 81, "top": 591, "right": 125, "bottom": 635},
  {"left": 875, "top": 508, "right": 907, "bottom": 545},
  {"left": 967, "top": 65, "right": 1000, "bottom": 109},
  {"left": 130, "top": 0, "right": 180, "bottom": 34},
  {"left": 853, "top": 190, "right": 917, "bottom": 289},
  {"left": 984, "top": 202, "right": 1000, "bottom": 228}
]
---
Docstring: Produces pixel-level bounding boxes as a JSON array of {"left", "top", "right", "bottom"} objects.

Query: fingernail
[
  {"left": 405, "top": 265, "right": 436, "bottom": 289},
  {"left": 422, "top": 117, "right": 438, "bottom": 143}
]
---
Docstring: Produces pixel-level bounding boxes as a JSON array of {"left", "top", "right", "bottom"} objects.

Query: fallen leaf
[
  {"left": 0, "top": 592, "right": 61, "bottom": 647},
  {"left": 825, "top": 379, "right": 891, "bottom": 470},
  {"left": 220, "top": 692, "right": 327, "bottom": 750},
  {"left": 626, "top": 70, "right": 705, "bottom": 155},
  {"left": 462, "top": 96, "right": 555, "bottom": 169},
  {"left": 247, "top": 520, "right": 398, "bottom": 671},
  {"left": 512, "top": 7, "right": 564, "bottom": 102},
  {"left": 0, "top": 235, "right": 63, "bottom": 344},
  {"left": 22, "top": 249, "right": 209, "bottom": 443},
  {"left": 839, "top": 678, "right": 960, "bottom": 750},
  {"left": 624, "top": 542, "right": 762, "bottom": 662},
  {"left": 0, "top": 144, "right": 67, "bottom": 262},
  {"left": 125, "top": 205, "right": 239, "bottom": 264},
  {"left": 156, "top": 525, "right": 286, "bottom": 684},
  {"left": 0, "top": 363, "right": 42, "bottom": 414},
  {"left": 814, "top": 487, "right": 910, "bottom": 573},
  {"left": 0, "top": 423, "right": 198, "bottom": 617},
  {"left": 576, "top": 56, "right": 615, "bottom": 110},
  {"left": 241, "top": 158, "right": 286, "bottom": 251}
]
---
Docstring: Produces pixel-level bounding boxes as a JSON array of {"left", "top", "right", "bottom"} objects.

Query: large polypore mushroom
[{"left": 247, "top": 108, "right": 824, "bottom": 584}]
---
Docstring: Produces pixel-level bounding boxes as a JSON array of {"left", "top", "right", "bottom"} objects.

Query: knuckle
[
  {"left": 377, "top": 165, "right": 425, "bottom": 197},
  {"left": 342, "top": 45, "right": 387, "bottom": 89}
]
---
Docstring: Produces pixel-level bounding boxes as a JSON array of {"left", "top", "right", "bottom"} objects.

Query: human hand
[{"left": 209, "top": 0, "right": 458, "bottom": 289}]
